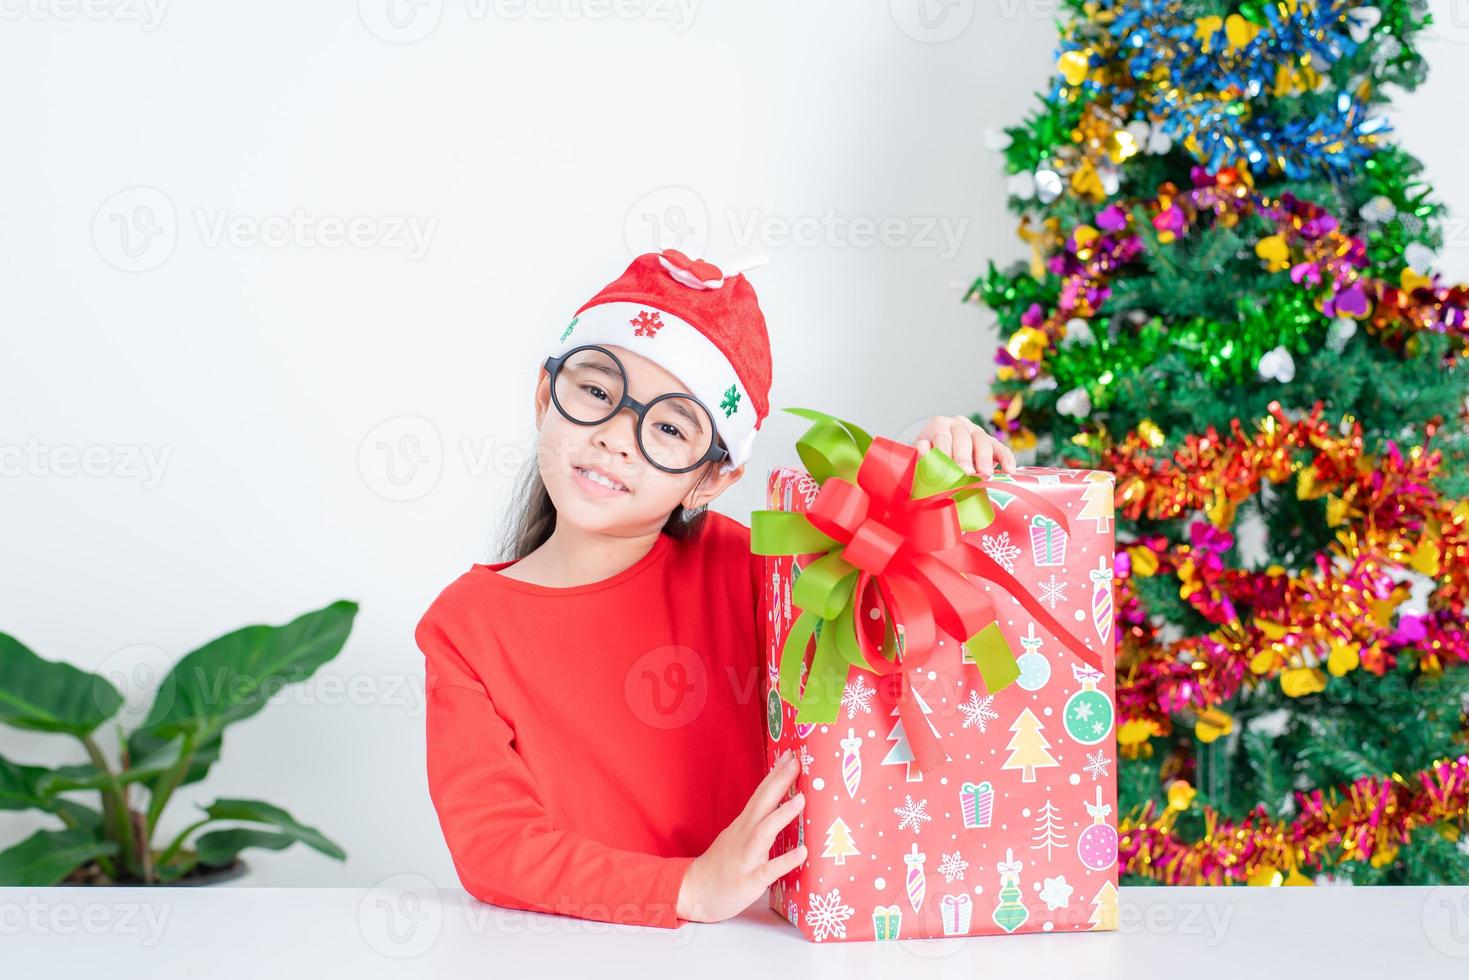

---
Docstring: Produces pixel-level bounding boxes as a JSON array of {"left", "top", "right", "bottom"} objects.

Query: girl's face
[{"left": 533, "top": 345, "right": 745, "bottom": 535}]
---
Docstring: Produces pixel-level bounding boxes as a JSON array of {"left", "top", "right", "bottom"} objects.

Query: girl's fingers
[
  {"left": 997, "top": 441, "right": 1018, "bottom": 473},
  {"left": 754, "top": 790, "right": 805, "bottom": 845},
  {"left": 743, "top": 751, "right": 800, "bottom": 823},
  {"left": 930, "top": 417, "right": 953, "bottom": 461},
  {"left": 759, "top": 843, "right": 809, "bottom": 886},
  {"left": 974, "top": 433, "right": 995, "bottom": 476},
  {"left": 947, "top": 419, "right": 975, "bottom": 474}
]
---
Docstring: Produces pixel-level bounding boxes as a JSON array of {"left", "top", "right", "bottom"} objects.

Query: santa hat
[{"left": 548, "top": 249, "right": 773, "bottom": 473}]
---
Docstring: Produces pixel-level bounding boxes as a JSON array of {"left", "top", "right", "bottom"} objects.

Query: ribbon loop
[{"left": 752, "top": 407, "right": 1106, "bottom": 774}]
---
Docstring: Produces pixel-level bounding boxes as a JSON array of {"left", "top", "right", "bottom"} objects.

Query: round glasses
[{"left": 542, "top": 345, "right": 729, "bottom": 474}]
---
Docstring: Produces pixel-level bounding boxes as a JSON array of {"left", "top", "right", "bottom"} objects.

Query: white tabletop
[{"left": 4, "top": 883, "right": 1468, "bottom": 978}]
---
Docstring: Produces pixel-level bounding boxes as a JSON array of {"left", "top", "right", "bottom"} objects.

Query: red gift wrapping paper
[{"left": 759, "top": 465, "right": 1120, "bottom": 942}]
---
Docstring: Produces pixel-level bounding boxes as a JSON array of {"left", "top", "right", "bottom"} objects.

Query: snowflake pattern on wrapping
[
  {"left": 799, "top": 743, "right": 814, "bottom": 775},
  {"left": 937, "top": 851, "right": 969, "bottom": 883},
  {"left": 841, "top": 674, "right": 876, "bottom": 719},
  {"left": 1039, "top": 572, "right": 1068, "bottom": 610},
  {"left": 805, "top": 889, "right": 855, "bottom": 942},
  {"left": 958, "top": 690, "right": 999, "bottom": 732},
  {"left": 894, "top": 795, "right": 932, "bottom": 833},
  {"left": 1040, "top": 874, "right": 1073, "bottom": 911},
  {"left": 981, "top": 531, "right": 1021, "bottom": 573},
  {"left": 1084, "top": 749, "right": 1112, "bottom": 781}
]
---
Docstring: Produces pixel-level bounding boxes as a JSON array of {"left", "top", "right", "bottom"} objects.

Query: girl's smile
[{"left": 572, "top": 463, "right": 631, "bottom": 496}]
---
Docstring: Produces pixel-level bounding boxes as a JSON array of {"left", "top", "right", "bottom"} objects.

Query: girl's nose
[{"left": 593, "top": 405, "right": 640, "bottom": 458}]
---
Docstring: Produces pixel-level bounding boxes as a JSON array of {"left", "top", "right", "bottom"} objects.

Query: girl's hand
[
  {"left": 913, "top": 415, "right": 1017, "bottom": 476},
  {"left": 675, "top": 749, "right": 807, "bottom": 922}
]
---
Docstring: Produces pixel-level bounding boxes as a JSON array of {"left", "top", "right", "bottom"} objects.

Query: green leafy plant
[{"left": 0, "top": 600, "right": 357, "bottom": 885}]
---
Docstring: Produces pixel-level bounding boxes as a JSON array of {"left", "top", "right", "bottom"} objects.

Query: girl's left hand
[{"left": 913, "top": 415, "right": 1017, "bottom": 477}]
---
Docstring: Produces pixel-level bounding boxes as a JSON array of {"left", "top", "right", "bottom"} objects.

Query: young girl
[{"left": 414, "top": 248, "right": 1017, "bottom": 929}]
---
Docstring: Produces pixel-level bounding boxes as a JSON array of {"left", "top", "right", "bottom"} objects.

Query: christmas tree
[
  {"left": 822, "top": 817, "right": 860, "bottom": 865},
  {"left": 970, "top": 0, "right": 1469, "bottom": 885},
  {"left": 1001, "top": 707, "right": 1060, "bottom": 783}
]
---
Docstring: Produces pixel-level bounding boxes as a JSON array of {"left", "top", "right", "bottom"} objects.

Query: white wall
[{"left": 3, "top": 1, "right": 1467, "bottom": 888}]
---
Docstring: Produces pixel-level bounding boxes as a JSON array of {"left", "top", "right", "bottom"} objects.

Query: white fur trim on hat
[{"left": 551, "top": 302, "right": 757, "bottom": 472}]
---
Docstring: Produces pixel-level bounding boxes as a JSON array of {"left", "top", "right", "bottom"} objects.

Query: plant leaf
[
  {"left": 125, "top": 728, "right": 223, "bottom": 791},
  {"left": 193, "top": 829, "right": 293, "bottom": 868},
  {"left": 36, "top": 735, "right": 188, "bottom": 794},
  {"left": 0, "top": 827, "right": 118, "bottom": 886},
  {"left": 135, "top": 600, "right": 358, "bottom": 741},
  {"left": 0, "top": 753, "right": 103, "bottom": 828},
  {"left": 0, "top": 632, "right": 122, "bottom": 736},
  {"left": 193, "top": 798, "right": 346, "bottom": 862}
]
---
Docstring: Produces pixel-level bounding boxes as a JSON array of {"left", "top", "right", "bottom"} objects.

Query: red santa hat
[{"left": 549, "top": 249, "right": 773, "bottom": 473}]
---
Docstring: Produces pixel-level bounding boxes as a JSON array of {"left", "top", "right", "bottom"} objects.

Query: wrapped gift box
[{"left": 759, "top": 464, "right": 1119, "bottom": 942}]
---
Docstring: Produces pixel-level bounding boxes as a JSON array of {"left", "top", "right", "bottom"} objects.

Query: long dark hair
[{"left": 495, "top": 454, "right": 713, "bottom": 562}]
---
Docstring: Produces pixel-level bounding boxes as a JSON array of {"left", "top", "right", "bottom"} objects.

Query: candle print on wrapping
[{"left": 760, "top": 465, "right": 1119, "bottom": 942}]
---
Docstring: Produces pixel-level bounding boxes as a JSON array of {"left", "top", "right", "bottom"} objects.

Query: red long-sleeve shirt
[{"left": 415, "top": 510, "right": 768, "bottom": 929}]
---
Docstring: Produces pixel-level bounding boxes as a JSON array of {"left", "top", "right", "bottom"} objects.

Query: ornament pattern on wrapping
[
  {"left": 840, "top": 728, "right": 863, "bottom": 798},
  {"left": 1015, "top": 621, "right": 1052, "bottom": 691},
  {"left": 903, "top": 843, "right": 927, "bottom": 912},
  {"left": 992, "top": 848, "right": 1030, "bottom": 934},
  {"left": 1063, "top": 662, "right": 1115, "bottom": 745}
]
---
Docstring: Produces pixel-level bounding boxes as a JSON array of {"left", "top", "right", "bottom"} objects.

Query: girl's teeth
[{"left": 580, "top": 467, "right": 625, "bottom": 491}]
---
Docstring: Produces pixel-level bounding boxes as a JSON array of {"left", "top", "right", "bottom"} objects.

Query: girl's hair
[{"left": 495, "top": 454, "right": 716, "bottom": 562}]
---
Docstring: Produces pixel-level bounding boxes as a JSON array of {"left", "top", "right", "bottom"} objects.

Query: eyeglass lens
[{"left": 554, "top": 348, "right": 716, "bottom": 471}]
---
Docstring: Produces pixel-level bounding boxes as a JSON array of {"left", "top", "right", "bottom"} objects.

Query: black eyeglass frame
[{"left": 542, "top": 344, "right": 731, "bottom": 475}]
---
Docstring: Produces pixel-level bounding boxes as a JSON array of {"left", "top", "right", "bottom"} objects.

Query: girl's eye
[
  {"left": 656, "top": 423, "right": 686, "bottom": 441},
  {"left": 581, "top": 384, "right": 611, "bottom": 402}
]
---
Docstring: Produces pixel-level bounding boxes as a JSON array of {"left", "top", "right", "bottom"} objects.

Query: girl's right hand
[{"left": 675, "top": 748, "right": 807, "bottom": 922}]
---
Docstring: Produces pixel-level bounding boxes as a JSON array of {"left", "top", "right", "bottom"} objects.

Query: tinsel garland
[
  {"left": 1119, "top": 753, "right": 1469, "bottom": 884},
  {"left": 1050, "top": 0, "right": 1395, "bottom": 180},
  {"left": 1094, "top": 401, "right": 1468, "bottom": 728}
]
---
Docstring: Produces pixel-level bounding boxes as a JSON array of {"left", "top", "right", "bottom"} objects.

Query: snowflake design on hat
[
  {"left": 630, "top": 310, "right": 664, "bottom": 337},
  {"left": 720, "top": 384, "right": 740, "bottom": 418}
]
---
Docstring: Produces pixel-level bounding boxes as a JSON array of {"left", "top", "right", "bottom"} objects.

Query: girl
[{"left": 415, "top": 249, "right": 1017, "bottom": 929}]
